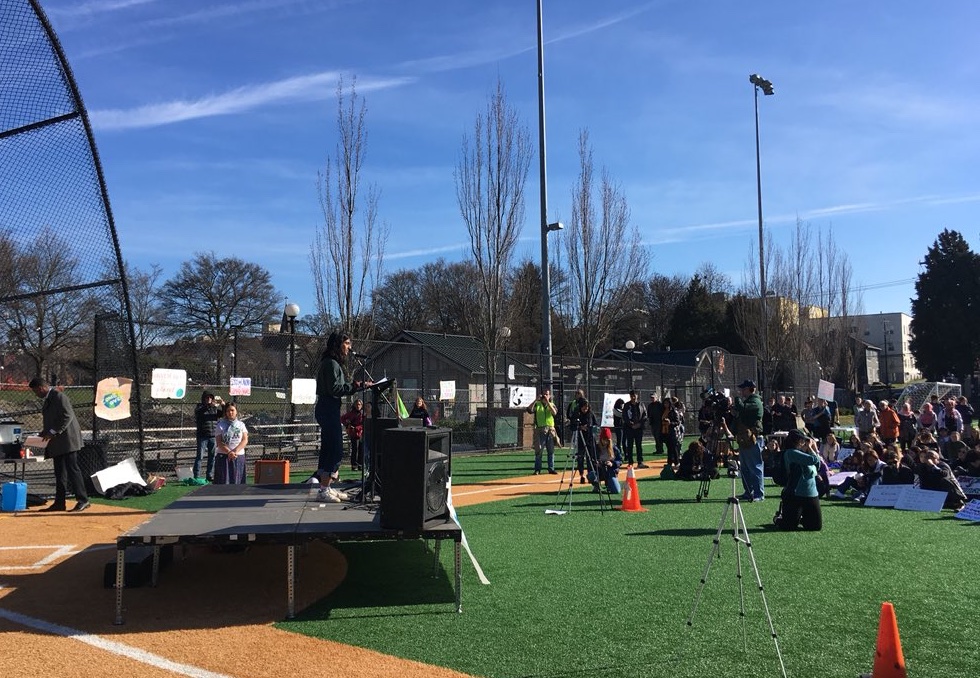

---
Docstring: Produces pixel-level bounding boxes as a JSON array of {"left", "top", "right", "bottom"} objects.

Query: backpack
[{"left": 768, "top": 449, "right": 789, "bottom": 486}]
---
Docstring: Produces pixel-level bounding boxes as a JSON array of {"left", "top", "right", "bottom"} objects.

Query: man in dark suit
[{"left": 29, "top": 377, "right": 90, "bottom": 512}]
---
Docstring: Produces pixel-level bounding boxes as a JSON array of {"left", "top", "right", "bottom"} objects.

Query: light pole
[
  {"left": 625, "top": 340, "right": 636, "bottom": 390},
  {"left": 750, "top": 73, "right": 774, "bottom": 395},
  {"left": 500, "top": 326, "right": 511, "bottom": 405},
  {"left": 283, "top": 301, "right": 300, "bottom": 423}
]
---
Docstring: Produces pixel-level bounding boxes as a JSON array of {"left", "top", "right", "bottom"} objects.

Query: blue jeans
[
  {"left": 194, "top": 435, "right": 216, "bottom": 479},
  {"left": 533, "top": 426, "right": 555, "bottom": 472},
  {"left": 739, "top": 435, "right": 766, "bottom": 499}
]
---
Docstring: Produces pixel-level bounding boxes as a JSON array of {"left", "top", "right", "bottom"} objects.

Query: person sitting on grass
[
  {"left": 915, "top": 449, "right": 967, "bottom": 510},
  {"left": 820, "top": 433, "right": 840, "bottom": 464},
  {"left": 677, "top": 440, "right": 708, "bottom": 481},
  {"left": 773, "top": 428, "right": 822, "bottom": 531},
  {"left": 881, "top": 446, "right": 915, "bottom": 485},
  {"left": 942, "top": 430, "right": 969, "bottom": 464},
  {"left": 589, "top": 427, "right": 622, "bottom": 493},
  {"left": 914, "top": 429, "right": 940, "bottom": 452},
  {"left": 840, "top": 448, "right": 864, "bottom": 473},
  {"left": 833, "top": 448, "right": 884, "bottom": 503}
]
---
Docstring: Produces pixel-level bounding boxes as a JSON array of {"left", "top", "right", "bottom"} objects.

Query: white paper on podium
[{"left": 23, "top": 435, "right": 48, "bottom": 449}]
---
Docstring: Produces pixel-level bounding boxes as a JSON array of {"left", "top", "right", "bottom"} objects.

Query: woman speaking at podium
[{"left": 315, "top": 332, "right": 371, "bottom": 494}]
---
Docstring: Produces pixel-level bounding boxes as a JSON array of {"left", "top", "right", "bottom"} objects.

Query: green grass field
[{"left": 277, "top": 475, "right": 978, "bottom": 678}]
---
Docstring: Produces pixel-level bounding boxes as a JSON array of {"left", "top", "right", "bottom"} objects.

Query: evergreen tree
[
  {"left": 909, "top": 229, "right": 980, "bottom": 382},
  {"left": 665, "top": 275, "right": 729, "bottom": 350}
]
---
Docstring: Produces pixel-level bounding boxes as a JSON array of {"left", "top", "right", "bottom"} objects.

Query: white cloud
[
  {"left": 90, "top": 72, "right": 415, "bottom": 130},
  {"left": 386, "top": 243, "right": 468, "bottom": 261},
  {"left": 48, "top": 0, "right": 161, "bottom": 17}
]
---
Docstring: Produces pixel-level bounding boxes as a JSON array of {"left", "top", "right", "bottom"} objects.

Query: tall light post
[
  {"left": 282, "top": 301, "right": 300, "bottom": 424},
  {"left": 750, "top": 73, "right": 774, "bottom": 395},
  {"left": 537, "top": 0, "right": 558, "bottom": 391},
  {"left": 625, "top": 340, "right": 636, "bottom": 390},
  {"left": 500, "top": 326, "right": 511, "bottom": 406}
]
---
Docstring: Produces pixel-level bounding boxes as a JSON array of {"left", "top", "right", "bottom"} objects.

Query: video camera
[
  {"left": 701, "top": 388, "right": 731, "bottom": 425},
  {"left": 725, "top": 457, "right": 740, "bottom": 478}
]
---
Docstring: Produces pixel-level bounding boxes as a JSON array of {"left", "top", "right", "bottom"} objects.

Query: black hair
[{"left": 325, "top": 330, "right": 351, "bottom": 362}]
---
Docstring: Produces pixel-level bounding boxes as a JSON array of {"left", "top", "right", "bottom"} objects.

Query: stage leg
[
  {"left": 432, "top": 539, "right": 441, "bottom": 577},
  {"left": 113, "top": 546, "right": 125, "bottom": 625},
  {"left": 151, "top": 544, "right": 160, "bottom": 586},
  {"left": 454, "top": 540, "right": 462, "bottom": 613},
  {"left": 286, "top": 544, "right": 296, "bottom": 619}
]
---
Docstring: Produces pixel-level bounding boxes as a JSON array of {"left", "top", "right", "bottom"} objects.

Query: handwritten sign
[
  {"left": 863, "top": 484, "right": 910, "bottom": 507},
  {"left": 95, "top": 377, "right": 132, "bottom": 421},
  {"left": 150, "top": 368, "right": 187, "bottom": 399},
  {"left": 954, "top": 499, "right": 980, "bottom": 521},
  {"left": 292, "top": 378, "right": 317, "bottom": 404},
  {"left": 600, "top": 393, "right": 631, "bottom": 428},
  {"left": 957, "top": 476, "right": 980, "bottom": 496},
  {"left": 440, "top": 380, "right": 456, "bottom": 401},
  {"left": 508, "top": 386, "right": 536, "bottom": 408},
  {"left": 828, "top": 471, "right": 857, "bottom": 487},
  {"left": 894, "top": 487, "right": 947, "bottom": 512},
  {"left": 229, "top": 377, "right": 251, "bottom": 396}
]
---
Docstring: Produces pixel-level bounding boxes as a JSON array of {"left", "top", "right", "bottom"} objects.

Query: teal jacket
[{"left": 783, "top": 448, "right": 820, "bottom": 498}]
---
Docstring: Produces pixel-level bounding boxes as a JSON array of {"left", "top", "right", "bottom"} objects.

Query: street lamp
[
  {"left": 625, "top": 340, "right": 636, "bottom": 390},
  {"left": 750, "top": 73, "right": 774, "bottom": 395},
  {"left": 282, "top": 301, "right": 300, "bottom": 424}
]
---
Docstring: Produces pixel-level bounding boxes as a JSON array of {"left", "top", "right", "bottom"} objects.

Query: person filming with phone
[{"left": 527, "top": 389, "right": 558, "bottom": 475}]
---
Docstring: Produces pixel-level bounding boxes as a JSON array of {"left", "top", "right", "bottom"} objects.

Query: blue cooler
[{"left": 1, "top": 481, "right": 27, "bottom": 512}]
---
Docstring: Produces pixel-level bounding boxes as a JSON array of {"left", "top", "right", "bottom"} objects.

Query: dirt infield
[{"left": 0, "top": 463, "right": 664, "bottom": 678}]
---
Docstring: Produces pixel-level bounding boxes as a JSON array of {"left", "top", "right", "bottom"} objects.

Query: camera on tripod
[
  {"left": 725, "top": 458, "right": 740, "bottom": 478},
  {"left": 701, "top": 388, "right": 731, "bottom": 425}
]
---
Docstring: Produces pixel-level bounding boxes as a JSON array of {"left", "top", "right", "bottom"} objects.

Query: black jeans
[
  {"left": 52, "top": 451, "right": 88, "bottom": 505},
  {"left": 623, "top": 427, "right": 644, "bottom": 464},
  {"left": 776, "top": 494, "right": 822, "bottom": 531}
]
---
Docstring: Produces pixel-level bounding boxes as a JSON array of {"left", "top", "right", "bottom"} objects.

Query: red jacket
[{"left": 879, "top": 407, "right": 900, "bottom": 439}]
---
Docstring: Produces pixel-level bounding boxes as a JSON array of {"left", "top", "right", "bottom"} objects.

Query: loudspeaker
[{"left": 380, "top": 427, "right": 452, "bottom": 531}]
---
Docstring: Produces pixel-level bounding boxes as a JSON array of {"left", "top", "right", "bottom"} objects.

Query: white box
[{"left": 91, "top": 457, "right": 145, "bottom": 494}]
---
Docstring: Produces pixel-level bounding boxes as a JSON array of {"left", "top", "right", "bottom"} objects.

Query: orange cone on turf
[
  {"left": 619, "top": 465, "right": 647, "bottom": 512},
  {"left": 871, "top": 602, "right": 907, "bottom": 678}
]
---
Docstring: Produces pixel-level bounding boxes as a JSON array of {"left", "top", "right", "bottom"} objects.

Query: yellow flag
[{"left": 396, "top": 391, "right": 409, "bottom": 419}]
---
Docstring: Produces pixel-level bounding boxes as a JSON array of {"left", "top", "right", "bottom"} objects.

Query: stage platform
[{"left": 113, "top": 483, "right": 462, "bottom": 624}]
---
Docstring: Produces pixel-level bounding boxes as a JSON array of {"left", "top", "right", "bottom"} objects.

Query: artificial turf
[{"left": 277, "top": 475, "right": 979, "bottom": 678}]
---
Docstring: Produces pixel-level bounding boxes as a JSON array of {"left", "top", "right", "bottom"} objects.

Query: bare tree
[
  {"left": 558, "top": 130, "right": 647, "bottom": 389},
  {"left": 455, "top": 79, "right": 532, "bottom": 406},
  {"left": 124, "top": 262, "right": 169, "bottom": 351},
  {"left": 158, "top": 252, "right": 279, "bottom": 380},
  {"left": 420, "top": 259, "right": 481, "bottom": 336},
  {"left": 1, "top": 227, "right": 95, "bottom": 381},
  {"left": 310, "top": 76, "right": 389, "bottom": 338}
]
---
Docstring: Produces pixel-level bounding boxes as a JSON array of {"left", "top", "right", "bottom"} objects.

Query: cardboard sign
[
  {"left": 957, "top": 476, "right": 980, "bottom": 496},
  {"left": 150, "top": 368, "right": 187, "bottom": 399},
  {"left": 828, "top": 471, "right": 856, "bottom": 487},
  {"left": 954, "top": 499, "right": 980, "bottom": 521},
  {"left": 817, "top": 379, "right": 835, "bottom": 402},
  {"left": 440, "top": 380, "right": 456, "bottom": 401},
  {"left": 94, "top": 377, "right": 132, "bottom": 421},
  {"left": 229, "top": 377, "right": 252, "bottom": 396},
  {"left": 292, "top": 378, "right": 317, "bottom": 404},
  {"left": 863, "top": 484, "right": 910, "bottom": 507},
  {"left": 600, "top": 393, "right": 631, "bottom": 428},
  {"left": 509, "top": 386, "right": 536, "bottom": 408},
  {"left": 894, "top": 487, "right": 947, "bottom": 512}
]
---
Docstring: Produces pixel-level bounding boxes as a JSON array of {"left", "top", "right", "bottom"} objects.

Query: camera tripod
[
  {"left": 695, "top": 424, "right": 733, "bottom": 502},
  {"left": 550, "top": 427, "right": 613, "bottom": 514},
  {"left": 686, "top": 475, "right": 787, "bottom": 678}
]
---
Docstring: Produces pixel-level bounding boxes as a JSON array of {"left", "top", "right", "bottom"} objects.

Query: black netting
[{"left": 1, "top": 0, "right": 143, "bottom": 494}]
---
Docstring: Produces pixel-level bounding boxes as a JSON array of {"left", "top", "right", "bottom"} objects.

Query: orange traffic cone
[
  {"left": 870, "top": 602, "right": 907, "bottom": 678},
  {"left": 619, "top": 465, "right": 647, "bottom": 512}
]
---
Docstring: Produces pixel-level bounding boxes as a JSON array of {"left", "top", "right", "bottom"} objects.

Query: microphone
[{"left": 351, "top": 351, "right": 368, "bottom": 359}]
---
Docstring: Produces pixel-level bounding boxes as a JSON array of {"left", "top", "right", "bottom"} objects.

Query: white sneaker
[
  {"left": 832, "top": 489, "right": 848, "bottom": 500},
  {"left": 316, "top": 488, "right": 341, "bottom": 503}
]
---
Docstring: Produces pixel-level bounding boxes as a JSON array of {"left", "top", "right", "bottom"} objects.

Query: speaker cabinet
[{"left": 380, "top": 427, "right": 452, "bottom": 531}]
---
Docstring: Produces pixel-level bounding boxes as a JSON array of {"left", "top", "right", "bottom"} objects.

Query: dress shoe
[
  {"left": 548, "top": 469, "right": 558, "bottom": 475},
  {"left": 40, "top": 503, "right": 67, "bottom": 512},
  {"left": 70, "top": 501, "right": 91, "bottom": 512}
]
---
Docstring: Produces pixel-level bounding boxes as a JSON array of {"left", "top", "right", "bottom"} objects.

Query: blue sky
[{"left": 44, "top": 0, "right": 980, "bottom": 321}]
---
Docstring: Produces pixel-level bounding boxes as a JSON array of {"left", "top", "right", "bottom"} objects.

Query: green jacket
[
  {"left": 733, "top": 392, "right": 764, "bottom": 434},
  {"left": 316, "top": 357, "right": 355, "bottom": 400}
]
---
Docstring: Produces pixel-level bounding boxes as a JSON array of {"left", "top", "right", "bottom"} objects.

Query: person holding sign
[
  {"left": 773, "top": 428, "right": 822, "bottom": 531},
  {"left": 314, "top": 332, "right": 371, "bottom": 496},
  {"left": 527, "top": 389, "right": 558, "bottom": 475},
  {"left": 214, "top": 402, "right": 247, "bottom": 484}
]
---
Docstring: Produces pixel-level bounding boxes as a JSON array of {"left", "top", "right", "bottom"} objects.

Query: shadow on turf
[{"left": 290, "top": 540, "right": 458, "bottom": 620}]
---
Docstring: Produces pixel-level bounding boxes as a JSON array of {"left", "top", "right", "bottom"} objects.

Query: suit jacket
[{"left": 41, "top": 388, "right": 83, "bottom": 459}]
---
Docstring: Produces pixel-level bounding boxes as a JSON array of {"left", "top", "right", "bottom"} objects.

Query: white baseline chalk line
[{"left": 0, "top": 603, "right": 233, "bottom": 678}]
